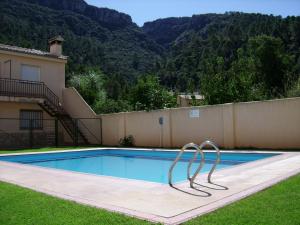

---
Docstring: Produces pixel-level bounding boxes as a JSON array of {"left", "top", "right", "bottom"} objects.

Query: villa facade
[{"left": 0, "top": 37, "right": 100, "bottom": 148}]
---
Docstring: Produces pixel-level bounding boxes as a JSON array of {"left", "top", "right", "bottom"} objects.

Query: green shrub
[{"left": 119, "top": 135, "right": 135, "bottom": 147}]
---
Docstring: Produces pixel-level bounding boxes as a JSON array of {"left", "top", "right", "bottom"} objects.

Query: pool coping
[
  {"left": 0, "top": 146, "right": 287, "bottom": 157},
  {"left": 0, "top": 149, "right": 300, "bottom": 225}
]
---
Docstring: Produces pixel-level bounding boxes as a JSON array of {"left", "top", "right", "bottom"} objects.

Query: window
[
  {"left": 21, "top": 65, "right": 40, "bottom": 81},
  {"left": 4, "top": 60, "right": 11, "bottom": 78},
  {"left": 20, "top": 110, "right": 43, "bottom": 130}
]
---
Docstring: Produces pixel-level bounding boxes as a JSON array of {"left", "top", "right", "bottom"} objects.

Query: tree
[
  {"left": 247, "top": 35, "right": 294, "bottom": 97},
  {"left": 68, "top": 69, "right": 106, "bottom": 107},
  {"left": 200, "top": 35, "right": 296, "bottom": 105},
  {"left": 130, "top": 75, "right": 176, "bottom": 111},
  {"left": 69, "top": 69, "right": 132, "bottom": 114},
  {"left": 287, "top": 76, "right": 300, "bottom": 97},
  {"left": 94, "top": 99, "right": 132, "bottom": 114},
  {"left": 226, "top": 48, "right": 266, "bottom": 102},
  {"left": 199, "top": 57, "right": 231, "bottom": 105}
]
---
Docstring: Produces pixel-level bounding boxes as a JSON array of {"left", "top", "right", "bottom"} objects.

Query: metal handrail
[
  {"left": 206, "top": 140, "right": 220, "bottom": 183},
  {"left": 0, "top": 78, "right": 89, "bottom": 144},
  {"left": 168, "top": 143, "right": 203, "bottom": 186},
  {"left": 189, "top": 140, "right": 220, "bottom": 187},
  {"left": 0, "top": 78, "right": 65, "bottom": 114},
  {"left": 187, "top": 143, "right": 205, "bottom": 187},
  {"left": 168, "top": 140, "right": 221, "bottom": 189},
  {"left": 77, "top": 119, "right": 102, "bottom": 144}
]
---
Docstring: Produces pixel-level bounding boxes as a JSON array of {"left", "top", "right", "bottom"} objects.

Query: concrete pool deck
[{"left": 0, "top": 149, "right": 300, "bottom": 224}]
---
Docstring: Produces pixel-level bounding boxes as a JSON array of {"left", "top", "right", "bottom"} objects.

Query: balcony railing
[
  {"left": 0, "top": 78, "right": 92, "bottom": 145},
  {"left": 0, "top": 78, "right": 61, "bottom": 112}
]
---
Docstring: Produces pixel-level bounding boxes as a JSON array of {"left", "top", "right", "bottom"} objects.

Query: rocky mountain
[
  {"left": 143, "top": 17, "right": 190, "bottom": 47},
  {"left": 1, "top": 0, "right": 299, "bottom": 93},
  {"left": 0, "top": 0, "right": 162, "bottom": 79},
  {"left": 142, "top": 14, "right": 219, "bottom": 47},
  {"left": 23, "top": 0, "right": 133, "bottom": 28}
]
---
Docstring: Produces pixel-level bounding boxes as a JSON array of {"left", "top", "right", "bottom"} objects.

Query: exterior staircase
[
  {"left": 38, "top": 100, "right": 89, "bottom": 145},
  {"left": 0, "top": 78, "right": 89, "bottom": 145}
]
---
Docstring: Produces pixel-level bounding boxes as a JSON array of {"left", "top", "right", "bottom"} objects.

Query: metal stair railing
[
  {"left": 168, "top": 139, "right": 221, "bottom": 188},
  {"left": 0, "top": 78, "right": 89, "bottom": 144},
  {"left": 189, "top": 140, "right": 220, "bottom": 187},
  {"left": 0, "top": 78, "right": 65, "bottom": 114},
  {"left": 206, "top": 140, "right": 221, "bottom": 183},
  {"left": 77, "top": 119, "right": 102, "bottom": 144},
  {"left": 168, "top": 143, "right": 205, "bottom": 187}
]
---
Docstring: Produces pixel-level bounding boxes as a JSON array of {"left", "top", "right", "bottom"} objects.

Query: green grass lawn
[
  {"left": 0, "top": 174, "right": 299, "bottom": 225},
  {"left": 0, "top": 181, "right": 152, "bottom": 225},
  {"left": 185, "top": 174, "right": 300, "bottom": 225}
]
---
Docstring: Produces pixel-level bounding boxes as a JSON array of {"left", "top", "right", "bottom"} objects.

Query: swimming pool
[{"left": 0, "top": 149, "right": 278, "bottom": 184}]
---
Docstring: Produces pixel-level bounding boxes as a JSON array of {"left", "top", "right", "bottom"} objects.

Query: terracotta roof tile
[{"left": 0, "top": 44, "right": 68, "bottom": 60}]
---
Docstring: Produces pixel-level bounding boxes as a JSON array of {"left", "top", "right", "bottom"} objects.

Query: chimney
[{"left": 49, "top": 35, "right": 64, "bottom": 56}]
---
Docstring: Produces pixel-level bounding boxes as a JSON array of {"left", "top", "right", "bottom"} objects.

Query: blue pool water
[{"left": 0, "top": 149, "right": 278, "bottom": 184}]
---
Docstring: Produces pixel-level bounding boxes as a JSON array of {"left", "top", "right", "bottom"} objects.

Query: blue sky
[{"left": 86, "top": 0, "right": 300, "bottom": 26}]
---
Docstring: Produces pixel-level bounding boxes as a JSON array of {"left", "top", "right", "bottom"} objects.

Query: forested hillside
[
  {"left": 1, "top": 0, "right": 300, "bottom": 112},
  {"left": 144, "top": 13, "right": 300, "bottom": 94},
  {"left": 0, "top": 0, "right": 162, "bottom": 80}
]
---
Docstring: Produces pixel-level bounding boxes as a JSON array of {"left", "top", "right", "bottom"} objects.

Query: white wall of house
[{"left": 0, "top": 51, "right": 66, "bottom": 101}]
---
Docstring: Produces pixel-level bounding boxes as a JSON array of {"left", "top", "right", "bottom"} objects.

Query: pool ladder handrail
[
  {"left": 188, "top": 140, "right": 221, "bottom": 188},
  {"left": 168, "top": 140, "right": 221, "bottom": 188},
  {"left": 168, "top": 143, "right": 205, "bottom": 187}
]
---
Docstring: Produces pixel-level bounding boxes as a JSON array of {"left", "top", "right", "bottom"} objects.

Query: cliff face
[
  {"left": 143, "top": 17, "right": 190, "bottom": 47},
  {"left": 142, "top": 17, "right": 190, "bottom": 47},
  {"left": 142, "top": 14, "right": 220, "bottom": 47},
  {"left": 23, "top": 0, "right": 133, "bottom": 28},
  {"left": 24, "top": 0, "right": 88, "bottom": 11}
]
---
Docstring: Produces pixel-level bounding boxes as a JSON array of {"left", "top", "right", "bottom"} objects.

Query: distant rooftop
[
  {"left": 178, "top": 94, "right": 204, "bottom": 100},
  {"left": 49, "top": 35, "right": 64, "bottom": 44},
  {"left": 0, "top": 43, "right": 68, "bottom": 60}
]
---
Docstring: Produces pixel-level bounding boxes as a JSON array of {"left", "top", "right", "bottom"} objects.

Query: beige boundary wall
[
  {"left": 62, "top": 87, "right": 102, "bottom": 145},
  {"left": 101, "top": 97, "right": 300, "bottom": 149}
]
